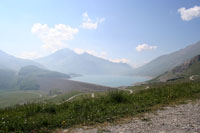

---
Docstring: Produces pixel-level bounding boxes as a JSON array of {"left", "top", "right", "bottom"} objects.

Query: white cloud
[
  {"left": 110, "top": 58, "right": 129, "bottom": 63},
  {"left": 73, "top": 48, "right": 129, "bottom": 63},
  {"left": 73, "top": 48, "right": 85, "bottom": 54},
  {"left": 80, "top": 12, "right": 105, "bottom": 30},
  {"left": 136, "top": 44, "right": 157, "bottom": 52},
  {"left": 178, "top": 5, "right": 200, "bottom": 21},
  {"left": 20, "top": 51, "right": 42, "bottom": 59},
  {"left": 31, "top": 23, "right": 79, "bottom": 52},
  {"left": 73, "top": 48, "right": 107, "bottom": 59}
]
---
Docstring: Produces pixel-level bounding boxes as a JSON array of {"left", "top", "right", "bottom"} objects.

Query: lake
[{"left": 70, "top": 75, "right": 150, "bottom": 87}]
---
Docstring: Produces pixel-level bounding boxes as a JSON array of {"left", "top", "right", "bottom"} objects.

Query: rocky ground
[{"left": 60, "top": 100, "right": 200, "bottom": 133}]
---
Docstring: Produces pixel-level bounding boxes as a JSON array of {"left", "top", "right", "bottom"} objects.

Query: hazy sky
[{"left": 0, "top": 0, "right": 200, "bottom": 67}]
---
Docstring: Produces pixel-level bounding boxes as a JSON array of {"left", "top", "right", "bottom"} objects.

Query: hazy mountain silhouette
[
  {"left": 35, "top": 48, "right": 133, "bottom": 75},
  {"left": 133, "top": 41, "right": 200, "bottom": 77},
  {"left": 0, "top": 50, "right": 43, "bottom": 71}
]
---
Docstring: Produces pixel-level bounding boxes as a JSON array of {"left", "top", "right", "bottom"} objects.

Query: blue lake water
[{"left": 70, "top": 75, "right": 150, "bottom": 87}]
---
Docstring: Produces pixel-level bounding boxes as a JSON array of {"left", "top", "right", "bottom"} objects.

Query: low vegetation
[
  {"left": 0, "top": 90, "right": 46, "bottom": 108},
  {"left": 0, "top": 81, "right": 200, "bottom": 132},
  {"left": 46, "top": 91, "right": 81, "bottom": 104}
]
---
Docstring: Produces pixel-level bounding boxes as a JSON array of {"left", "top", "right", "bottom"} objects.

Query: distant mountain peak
[
  {"left": 35, "top": 48, "right": 133, "bottom": 75},
  {"left": 56, "top": 48, "right": 74, "bottom": 53},
  {"left": 52, "top": 48, "right": 75, "bottom": 55}
]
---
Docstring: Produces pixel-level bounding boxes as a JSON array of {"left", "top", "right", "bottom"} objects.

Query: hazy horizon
[{"left": 0, "top": 0, "right": 200, "bottom": 68}]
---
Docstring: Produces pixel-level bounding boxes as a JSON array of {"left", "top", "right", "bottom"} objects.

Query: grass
[
  {"left": 0, "top": 90, "right": 46, "bottom": 108},
  {"left": 0, "top": 81, "right": 200, "bottom": 132},
  {"left": 127, "top": 84, "right": 149, "bottom": 92},
  {"left": 45, "top": 91, "right": 81, "bottom": 104}
]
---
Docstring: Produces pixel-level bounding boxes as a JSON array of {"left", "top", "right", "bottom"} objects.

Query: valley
[
  {"left": 0, "top": 41, "right": 200, "bottom": 110},
  {"left": 0, "top": 43, "right": 200, "bottom": 132},
  {"left": 1, "top": 1, "right": 200, "bottom": 132}
]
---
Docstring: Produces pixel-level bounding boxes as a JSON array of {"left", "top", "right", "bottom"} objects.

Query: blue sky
[{"left": 0, "top": 0, "right": 200, "bottom": 67}]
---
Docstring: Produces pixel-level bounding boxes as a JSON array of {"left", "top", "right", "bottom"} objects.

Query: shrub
[{"left": 107, "top": 90, "right": 130, "bottom": 104}]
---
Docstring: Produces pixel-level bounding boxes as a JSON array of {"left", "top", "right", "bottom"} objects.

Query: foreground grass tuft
[{"left": 0, "top": 81, "right": 200, "bottom": 132}]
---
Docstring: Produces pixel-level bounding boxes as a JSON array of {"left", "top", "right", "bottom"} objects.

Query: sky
[{"left": 0, "top": 0, "right": 200, "bottom": 68}]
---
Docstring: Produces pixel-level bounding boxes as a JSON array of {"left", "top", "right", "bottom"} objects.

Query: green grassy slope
[
  {"left": 45, "top": 91, "right": 81, "bottom": 104},
  {"left": 0, "top": 90, "right": 46, "bottom": 108},
  {"left": 0, "top": 80, "right": 200, "bottom": 132}
]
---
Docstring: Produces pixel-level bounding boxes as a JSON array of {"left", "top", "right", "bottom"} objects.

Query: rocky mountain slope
[{"left": 151, "top": 55, "right": 200, "bottom": 82}]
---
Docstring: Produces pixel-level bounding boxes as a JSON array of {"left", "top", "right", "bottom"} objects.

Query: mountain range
[
  {"left": 133, "top": 41, "right": 200, "bottom": 77},
  {"left": 0, "top": 48, "right": 133, "bottom": 76},
  {"left": 35, "top": 48, "right": 133, "bottom": 75},
  {"left": 0, "top": 48, "right": 132, "bottom": 92},
  {"left": 0, "top": 40, "right": 200, "bottom": 81}
]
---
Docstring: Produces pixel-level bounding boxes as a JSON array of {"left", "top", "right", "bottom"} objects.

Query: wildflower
[{"left": 61, "top": 120, "right": 66, "bottom": 126}]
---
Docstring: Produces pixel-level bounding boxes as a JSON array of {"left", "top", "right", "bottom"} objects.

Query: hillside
[
  {"left": 35, "top": 48, "right": 133, "bottom": 75},
  {"left": 18, "top": 65, "right": 110, "bottom": 93},
  {"left": 0, "top": 50, "right": 43, "bottom": 71},
  {"left": 0, "top": 66, "right": 111, "bottom": 108},
  {"left": 0, "top": 80, "right": 200, "bottom": 132},
  {"left": 18, "top": 65, "right": 70, "bottom": 79},
  {"left": 17, "top": 66, "right": 70, "bottom": 91},
  {"left": 151, "top": 55, "right": 200, "bottom": 82},
  {"left": 0, "top": 69, "right": 17, "bottom": 90},
  {"left": 133, "top": 41, "right": 200, "bottom": 77},
  {"left": 35, "top": 77, "right": 111, "bottom": 93},
  {"left": 0, "top": 65, "right": 111, "bottom": 95}
]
